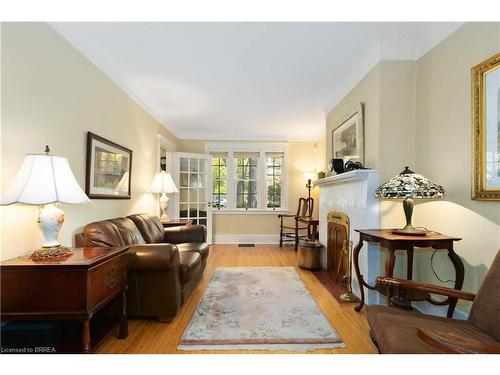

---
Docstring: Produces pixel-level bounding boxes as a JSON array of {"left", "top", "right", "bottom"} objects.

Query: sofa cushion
[
  {"left": 179, "top": 251, "right": 202, "bottom": 285},
  {"left": 367, "top": 304, "right": 498, "bottom": 354},
  {"left": 164, "top": 224, "right": 206, "bottom": 244},
  {"left": 177, "top": 242, "right": 209, "bottom": 261},
  {"left": 127, "top": 213, "right": 165, "bottom": 244},
  {"left": 83, "top": 217, "right": 146, "bottom": 247}
]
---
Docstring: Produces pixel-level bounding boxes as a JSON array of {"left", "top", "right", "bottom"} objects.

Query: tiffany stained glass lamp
[{"left": 375, "top": 166, "right": 445, "bottom": 235}]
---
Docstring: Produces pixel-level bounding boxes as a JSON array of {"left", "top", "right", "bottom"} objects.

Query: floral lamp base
[{"left": 30, "top": 204, "right": 73, "bottom": 260}]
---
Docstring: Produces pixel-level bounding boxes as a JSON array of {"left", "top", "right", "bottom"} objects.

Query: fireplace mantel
[
  {"left": 314, "top": 169, "right": 379, "bottom": 187},
  {"left": 316, "top": 168, "right": 382, "bottom": 305}
]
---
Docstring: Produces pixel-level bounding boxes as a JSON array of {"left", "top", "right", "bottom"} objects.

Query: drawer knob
[
  {"left": 106, "top": 266, "right": 115, "bottom": 276},
  {"left": 106, "top": 280, "right": 116, "bottom": 289}
]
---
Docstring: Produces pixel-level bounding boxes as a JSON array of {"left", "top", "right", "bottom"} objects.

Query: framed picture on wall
[
  {"left": 332, "top": 103, "right": 364, "bottom": 164},
  {"left": 85, "top": 132, "right": 133, "bottom": 199},
  {"left": 472, "top": 52, "right": 500, "bottom": 200}
]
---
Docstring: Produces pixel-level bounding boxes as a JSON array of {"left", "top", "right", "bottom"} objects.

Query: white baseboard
[{"left": 213, "top": 234, "right": 280, "bottom": 244}]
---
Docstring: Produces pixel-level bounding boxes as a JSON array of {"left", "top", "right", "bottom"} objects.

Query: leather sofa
[{"left": 75, "top": 213, "right": 209, "bottom": 322}]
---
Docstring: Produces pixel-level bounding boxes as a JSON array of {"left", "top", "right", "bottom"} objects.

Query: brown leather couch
[{"left": 75, "top": 213, "right": 209, "bottom": 322}]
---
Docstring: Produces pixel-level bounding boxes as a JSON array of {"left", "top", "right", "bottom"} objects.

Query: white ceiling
[{"left": 51, "top": 22, "right": 462, "bottom": 141}]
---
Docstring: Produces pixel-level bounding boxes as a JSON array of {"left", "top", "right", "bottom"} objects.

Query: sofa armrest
[
  {"left": 376, "top": 277, "right": 476, "bottom": 301},
  {"left": 74, "top": 232, "right": 85, "bottom": 247},
  {"left": 163, "top": 225, "right": 206, "bottom": 244},
  {"left": 417, "top": 327, "right": 500, "bottom": 354},
  {"left": 127, "top": 243, "right": 180, "bottom": 271}
]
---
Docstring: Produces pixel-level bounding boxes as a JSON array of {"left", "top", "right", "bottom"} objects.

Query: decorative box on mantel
[{"left": 314, "top": 169, "right": 382, "bottom": 305}]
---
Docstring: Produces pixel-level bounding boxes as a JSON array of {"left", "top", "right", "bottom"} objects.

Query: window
[
  {"left": 235, "top": 153, "right": 259, "bottom": 209},
  {"left": 207, "top": 143, "right": 288, "bottom": 212},
  {"left": 266, "top": 153, "right": 283, "bottom": 208},
  {"left": 211, "top": 155, "right": 227, "bottom": 209}
]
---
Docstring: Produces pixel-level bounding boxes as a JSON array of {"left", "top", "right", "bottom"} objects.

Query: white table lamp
[
  {"left": 1, "top": 146, "right": 90, "bottom": 259},
  {"left": 150, "top": 171, "right": 178, "bottom": 221}
]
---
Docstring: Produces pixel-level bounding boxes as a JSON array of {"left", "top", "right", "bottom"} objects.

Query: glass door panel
[{"left": 172, "top": 153, "right": 212, "bottom": 243}]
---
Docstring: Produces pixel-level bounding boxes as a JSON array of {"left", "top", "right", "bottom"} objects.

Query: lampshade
[
  {"left": 150, "top": 171, "right": 178, "bottom": 194},
  {"left": 1, "top": 153, "right": 90, "bottom": 205},
  {"left": 375, "top": 166, "right": 445, "bottom": 200},
  {"left": 305, "top": 172, "right": 316, "bottom": 180}
]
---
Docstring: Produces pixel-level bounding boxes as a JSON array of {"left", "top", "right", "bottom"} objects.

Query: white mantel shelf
[{"left": 314, "top": 169, "right": 379, "bottom": 187}]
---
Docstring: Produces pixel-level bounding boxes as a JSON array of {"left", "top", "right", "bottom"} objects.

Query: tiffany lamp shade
[{"left": 375, "top": 166, "right": 445, "bottom": 235}]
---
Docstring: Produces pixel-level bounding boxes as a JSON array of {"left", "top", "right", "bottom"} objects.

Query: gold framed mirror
[{"left": 472, "top": 52, "right": 500, "bottom": 200}]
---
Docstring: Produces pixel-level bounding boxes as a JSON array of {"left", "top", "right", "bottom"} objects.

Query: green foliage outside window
[
  {"left": 266, "top": 156, "right": 282, "bottom": 208},
  {"left": 212, "top": 158, "right": 227, "bottom": 209},
  {"left": 236, "top": 157, "right": 258, "bottom": 208}
]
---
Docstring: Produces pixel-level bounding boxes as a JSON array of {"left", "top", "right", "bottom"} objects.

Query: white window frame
[{"left": 205, "top": 142, "right": 289, "bottom": 214}]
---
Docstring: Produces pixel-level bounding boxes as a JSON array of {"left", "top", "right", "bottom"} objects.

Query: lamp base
[
  {"left": 38, "top": 204, "right": 64, "bottom": 247},
  {"left": 159, "top": 193, "right": 170, "bottom": 221},
  {"left": 392, "top": 225, "right": 428, "bottom": 236},
  {"left": 30, "top": 245, "right": 73, "bottom": 260}
]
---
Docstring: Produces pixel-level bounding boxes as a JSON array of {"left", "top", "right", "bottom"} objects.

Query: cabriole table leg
[{"left": 353, "top": 240, "right": 365, "bottom": 312}]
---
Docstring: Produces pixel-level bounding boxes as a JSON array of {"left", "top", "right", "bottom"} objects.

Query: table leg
[
  {"left": 82, "top": 319, "right": 91, "bottom": 353},
  {"left": 447, "top": 245, "right": 465, "bottom": 318},
  {"left": 353, "top": 240, "right": 365, "bottom": 312},
  {"left": 407, "top": 246, "right": 414, "bottom": 280},
  {"left": 118, "top": 287, "right": 128, "bottom": 339},
  {"left": 385, "top": 247, "right": 396, "bottom": 306}
]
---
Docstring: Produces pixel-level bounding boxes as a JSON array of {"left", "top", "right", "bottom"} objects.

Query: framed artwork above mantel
[
  {"left": 472, "top": 52, "right": 500, "bottom": 200},
  {"left": 85, "top": 132, "right": 133, "bottom": 199},
  {"left": 332, "top": 103, "right": 365, "bottom": 164}
]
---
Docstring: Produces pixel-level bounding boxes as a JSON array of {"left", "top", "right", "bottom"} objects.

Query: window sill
[{"left": 212, "top": 209, "right": 289, "bottom": 215}]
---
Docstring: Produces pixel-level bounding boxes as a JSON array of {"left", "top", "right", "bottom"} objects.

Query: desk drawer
[{"left": 89, "top": 255, "right": 126, "bottom": 309}]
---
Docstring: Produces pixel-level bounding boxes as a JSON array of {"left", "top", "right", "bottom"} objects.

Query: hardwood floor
[{"left": 97, "top": 244, "right": 378, "bottom": 354}]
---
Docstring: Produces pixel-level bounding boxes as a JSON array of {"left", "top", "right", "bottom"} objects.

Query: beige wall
[
  {"left": 315, "top": 134, "right": 326, "bottom": 173},
  {"left": 324, "top": 22, "right": 500, "bottom": 316},
  {"left": 325, "top": 60, "right": 417, "bottom": 239},
  {"left": 326, "top": 63, "right": 381, "bottom": 176},
  {"left": 325, "top": 60, "right": 417, "bottom": 182},
  {"left": 178, "top": 140, "right": 321, "bottom": 237},
  {"left": 0, "top": 23, "right": 178, "bottom": 260},
  {"left": 412, "top": 23, "right": 500, "bottom": 314}
]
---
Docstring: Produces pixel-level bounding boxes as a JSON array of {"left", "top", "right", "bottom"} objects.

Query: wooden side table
[
  {"left": 161, "top": 219, "right": 192, "bottom": 228},
  {"left": 352, "top": 229, "right": 464, "bottom": 318},
  {"left": 0, "top": 247, "right": 129, "bottom": 353}
]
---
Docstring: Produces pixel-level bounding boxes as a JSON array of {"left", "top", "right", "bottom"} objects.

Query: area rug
[{"left": 178, "top": 267, "right": 344, "bottom": 352}]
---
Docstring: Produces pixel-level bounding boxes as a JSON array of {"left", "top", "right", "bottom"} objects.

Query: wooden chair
[
  {"left": 278, "top": 197, "right": 316, "bottom": 251},
  {"left": 366, "top": 250, "right": 500, "bottom": 354}
]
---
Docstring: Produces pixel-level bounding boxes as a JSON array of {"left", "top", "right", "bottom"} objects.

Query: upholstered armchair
[{"left": 366, "top": 250, "right": 500, "bottom": 354}]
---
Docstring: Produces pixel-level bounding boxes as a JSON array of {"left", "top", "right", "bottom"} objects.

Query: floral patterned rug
[{"left": 178, "top": 267, "right": 344, "bottom": 352}]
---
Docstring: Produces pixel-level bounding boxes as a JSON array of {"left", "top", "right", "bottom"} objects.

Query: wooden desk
[
  {"left": 161, "top": 219, "right": 192, "bottom": 228},
  {"left": 1, "top": 247, "right": 129, "bottom": 353},
  {"left": 352, "top": 229, "right": 463, "bottom": 318}
]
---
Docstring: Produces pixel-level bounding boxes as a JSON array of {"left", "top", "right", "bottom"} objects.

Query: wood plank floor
[{"left": 97, "top": 244, "right": 378, "bottom": 354}]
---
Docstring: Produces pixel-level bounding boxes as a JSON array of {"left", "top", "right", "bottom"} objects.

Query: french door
[{"left": 171, "top": 152, "right": 212, "bottom": 244}]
